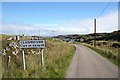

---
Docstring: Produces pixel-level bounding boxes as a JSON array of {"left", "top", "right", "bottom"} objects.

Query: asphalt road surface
[{"left": 65, "top": 44, "right": 118, "bottom": 78}]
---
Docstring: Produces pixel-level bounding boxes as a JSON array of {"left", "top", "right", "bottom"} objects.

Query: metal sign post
[
  {"left": 22, "top": 49, "right": 26, "bottom": 70},
  {"left": 41, "top": 49, "right": 44, "bottom": 66}
]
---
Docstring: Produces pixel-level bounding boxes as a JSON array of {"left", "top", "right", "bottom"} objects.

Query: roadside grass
[
  {"left": 0, "top": 34, "right": 11, "bottom": 79},
  {"left": 95, "top": 41, "right": 119, "bottom": 56},
  {"left": 2, "top": 37, "right": 75, "bottom": 78},
  {"left": 82, "top": 43, "right": 120, "bottom": 68},
  {"left": 0, "top": 55, "right": 2, "bottom": 79},
  {"left": 0, "top": 34, "right": 11, "bottom": 50}
]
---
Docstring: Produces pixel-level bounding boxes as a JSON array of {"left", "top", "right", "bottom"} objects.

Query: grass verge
[{"left": 2, "top": 38, "right": 75, "bottom": 78}]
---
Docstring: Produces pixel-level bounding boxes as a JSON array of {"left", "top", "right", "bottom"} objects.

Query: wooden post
[
  {"left": 22, "top": 49, "right": 26, "bottom": 70},
  {"left": 94, "top": 19, "right": 96, "bottom": 47},
  {"left": 41, "top": 49, "right": 44, "bottom": 66}
]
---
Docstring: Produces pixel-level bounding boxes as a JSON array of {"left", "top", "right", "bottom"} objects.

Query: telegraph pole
[{"left": 94, "top": 19, "right": 96, "bottom": 47}]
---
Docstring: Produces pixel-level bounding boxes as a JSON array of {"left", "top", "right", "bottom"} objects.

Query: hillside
[
  {"left": 105, "top": 30, "right": 120, "bottom": 41},
  {"left": 55, "top": 30, "right": 120, "bottom": 42},
  {"left": 1, "top": 35, "right": 75, "bottom": 78}
]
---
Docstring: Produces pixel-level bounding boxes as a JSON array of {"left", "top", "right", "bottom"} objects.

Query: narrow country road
[{"left": 65, "top": 44, "right": 118, "bottom": 78}]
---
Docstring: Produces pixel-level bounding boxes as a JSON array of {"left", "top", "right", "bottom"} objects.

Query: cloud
[
  {"left": 57, "top": 20, "right": 90, "bottom": 34},
  {"left": 2, "top": 11, "right": 118, "bottom": 36},
  {"left": 97, "top": 11, "right": 118, "bottom": 33},
  {"left": 2, "top": 22, "right": 56, "bottom": 36},
  {"left": 56, "top": 10, "right": 118, "bottom": 34}
]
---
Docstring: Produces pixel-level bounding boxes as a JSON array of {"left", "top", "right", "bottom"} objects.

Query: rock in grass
[{"left": 2, "top": 49, "right": 6, "bottom": 55}]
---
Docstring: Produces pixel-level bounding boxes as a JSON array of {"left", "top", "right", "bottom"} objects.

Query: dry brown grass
[{"left": 2, "top": 37, "right": 75, "bottom": 78}]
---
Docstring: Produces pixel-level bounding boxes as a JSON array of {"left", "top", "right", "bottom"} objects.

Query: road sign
[
  {"left": 19, "top": 40, "right": 45, "bottom": 48},
  {"left": 19, "top": 40, "right": 45, "bottom": 70}
]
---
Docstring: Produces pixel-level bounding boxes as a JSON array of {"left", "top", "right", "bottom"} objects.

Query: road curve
[{"left": 65, "top": 44, "right": 118, "bottom": 78}]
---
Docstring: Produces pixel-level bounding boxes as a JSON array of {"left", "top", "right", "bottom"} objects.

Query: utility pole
[{"left": 94, "top": 19, "right": 96, "bottom": 47}]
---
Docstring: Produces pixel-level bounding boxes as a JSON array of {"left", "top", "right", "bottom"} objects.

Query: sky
[{"left": 1, "top": 2, "right": 118, "bottom": 36}]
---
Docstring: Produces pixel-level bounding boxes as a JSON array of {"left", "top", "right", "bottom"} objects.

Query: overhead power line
[{"left": 97, "top": 0, "right": 113, "bottom": 18}]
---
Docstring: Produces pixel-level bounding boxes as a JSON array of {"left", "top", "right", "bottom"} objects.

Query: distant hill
[
  {"left": 55, "top": 30, "right": 120, "bottom": 42},
  {"left": 94, "top": 30, "right": 120, "bottom": 41},
  {"left": 105, "top": 30, "right": 120, "bottom": 41}
]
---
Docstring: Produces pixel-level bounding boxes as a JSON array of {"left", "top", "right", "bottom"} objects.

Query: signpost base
[
  {"left": 41, "top": 49, "right": 44, "bottom": 66},
  {"left": 22, "top": 49, "right": 26, "bottom": 70}
]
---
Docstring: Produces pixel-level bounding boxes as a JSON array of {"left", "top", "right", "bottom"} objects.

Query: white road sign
[{"left": 19, "top": 40, "right": 45, "bottom": 48}]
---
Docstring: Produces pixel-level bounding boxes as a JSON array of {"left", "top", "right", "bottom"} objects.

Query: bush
[
  {"left": 107, "top": 53, "right": 112, "bottom": 58},
  {"left": 111, "top": 43, "right": 120, "bottom": 48},
  {"left": 112, "top": 55, "right": 116, "bottom": 59}
]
